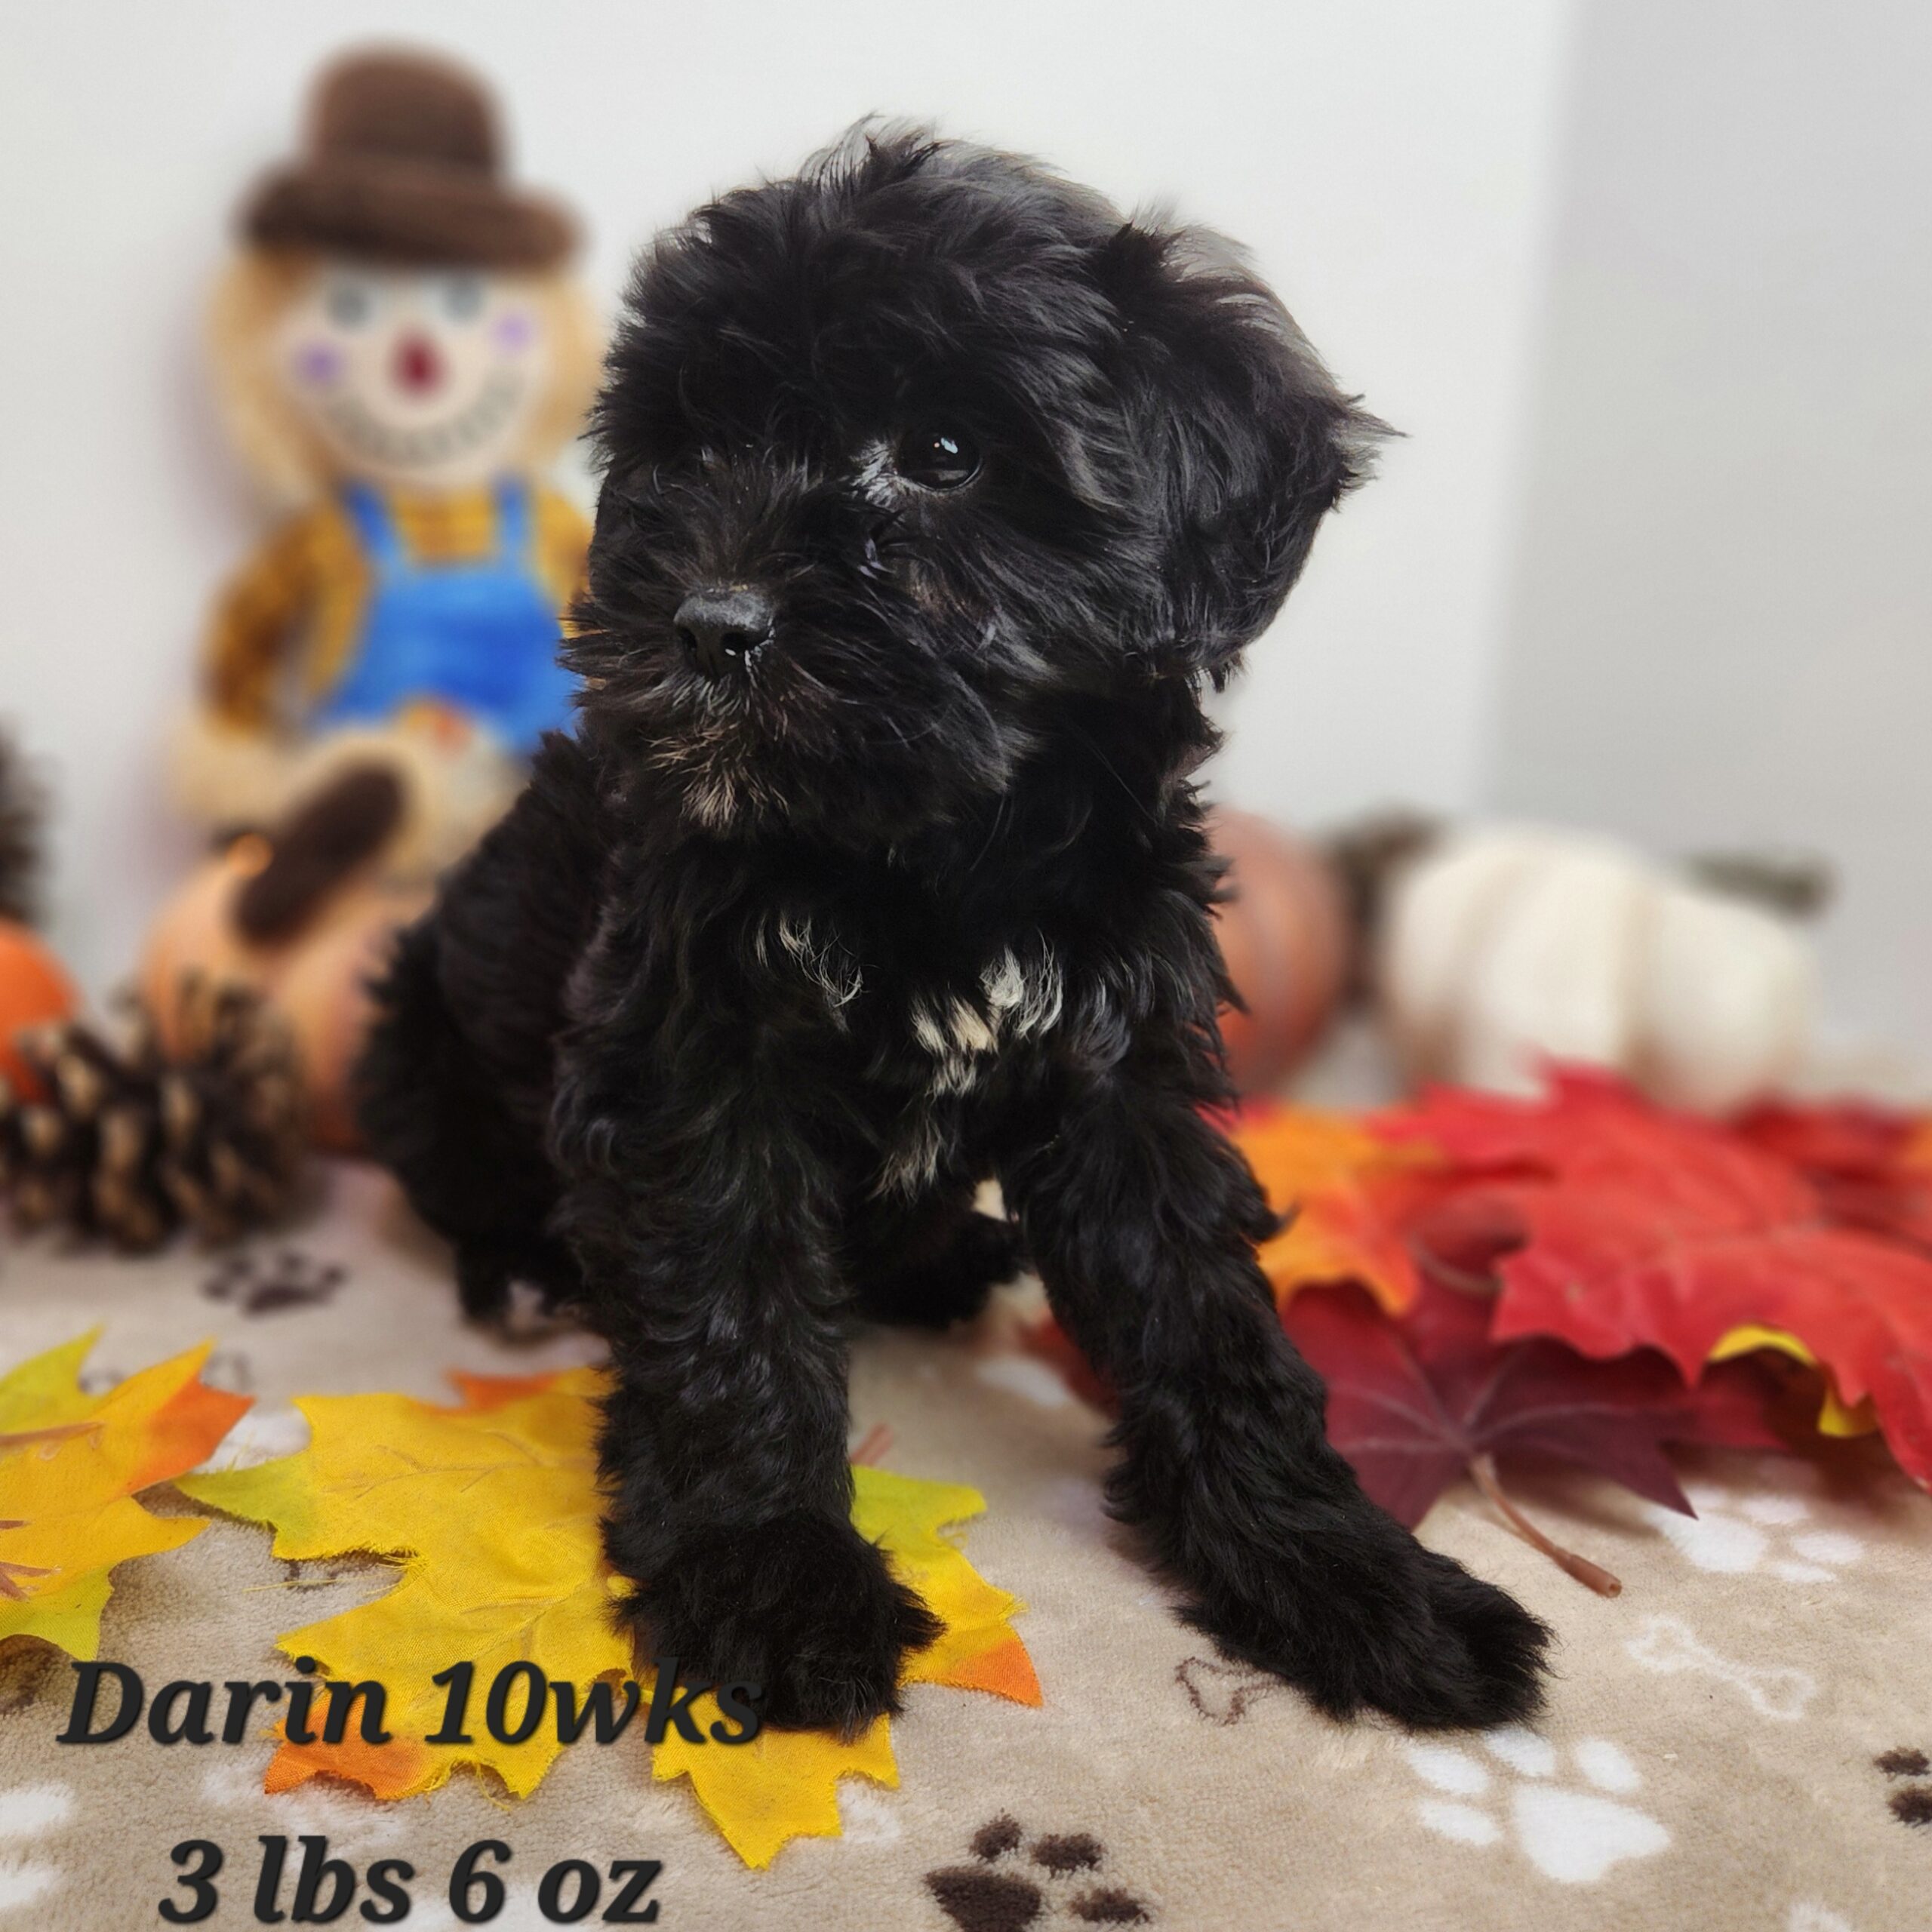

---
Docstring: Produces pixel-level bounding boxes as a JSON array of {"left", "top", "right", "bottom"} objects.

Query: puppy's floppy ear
[{"left": 1100, "top": 221, "right": 1385, "bottom": 684}]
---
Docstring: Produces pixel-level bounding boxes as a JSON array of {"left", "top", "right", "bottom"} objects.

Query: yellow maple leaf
[
  {"left": 0, "top": 1331, "right": 250, "bottom": 1657},
  {"left": 1708, "top": 1324, "right": 1879, "bottom": 1438},
  {"left": 651, "top": 1464, "right": 1041, "bottom": 1867},
  {"left": 181, "top": 1369, "right": 1038, "bottom": 1867}
]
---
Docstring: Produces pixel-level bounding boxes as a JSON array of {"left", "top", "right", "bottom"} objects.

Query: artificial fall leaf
[
  {"left": 180, "top": 1370, "right": 1038, "bottom": 1869},
  {"left": 1707, "top": 1325, "right": 1877, "bottom": 1438},
  {"left": 652, "top": 1466, "right": 1040, "bottom": 1868},
  {"left": 1281, "top": 1276, "right": 1783, "bottom": 1593},
  {"left": 1722, "top": 1098, "right": 1929, "bottom": 1437},
  {"left": 852, "top": 1466, "right": 1040, "bottom": 1704},
  {"left": 183, "top": 1369, "right": 620, "bottom": 1807},
  {"left": 1733, "top": 1097, "right": 1932, "bottom": 1253},
  {"left": 0, "top": 1331, "right": 249, "bottom": 1655},
  {"left": 1229, "top": 1103, "right": 1442, "bottom": 1313},
  {"left": 1386, "top": 1071, "right": 1932, "bottom": 1490}
]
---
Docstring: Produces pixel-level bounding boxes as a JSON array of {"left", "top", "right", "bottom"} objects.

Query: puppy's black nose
[{"left": 675, "top": 587, "right": 776, "bottom": 680}]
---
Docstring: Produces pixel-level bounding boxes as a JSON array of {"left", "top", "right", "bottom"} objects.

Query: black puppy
[{"left": 357, "top": 128, "right": 1549, "bottom": 1736}]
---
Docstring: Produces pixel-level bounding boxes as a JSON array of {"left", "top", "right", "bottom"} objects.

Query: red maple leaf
[
  {"left": 1733, "top": 1097, "right": 1932, "bottom": 1253},
  {"left": 1387, "top": 1072, "right": 1932, "bottom": 1489}
]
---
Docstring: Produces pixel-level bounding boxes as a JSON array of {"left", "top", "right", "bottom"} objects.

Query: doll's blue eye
[
  {"left": 436, "top": 275, "right": 487, "bottom": 322},
  {"left": 323, "top": 279, "right": 375, "bottom": 328}
]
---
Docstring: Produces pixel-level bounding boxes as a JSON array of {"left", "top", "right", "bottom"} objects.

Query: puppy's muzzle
[{"left": 675, "top": 586, "right": 777, "bottom": 681}]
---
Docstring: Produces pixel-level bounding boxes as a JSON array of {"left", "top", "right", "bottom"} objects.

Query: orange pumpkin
[
  {"left": 139, "top": 842, "right": 428, "bottom": 1149},
  {"left": 1206, "top": 809, "right": 1349, "bottom": 1095},
  {"left": 0, "top": 918, "right": 80, "bottom": 1095}
]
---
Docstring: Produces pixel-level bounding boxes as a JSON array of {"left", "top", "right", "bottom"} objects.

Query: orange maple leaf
[
  {"left": 0, "top": 1332, "right": 248, "bottom": 1657},
  {"left": 1229, "top": 1103, "right": 1442, "bottom": 1314}
]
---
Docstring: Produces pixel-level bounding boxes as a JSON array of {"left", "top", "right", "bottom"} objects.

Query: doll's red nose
[{"left": 392, "top": 333, "right": 444, "bottom": 394}]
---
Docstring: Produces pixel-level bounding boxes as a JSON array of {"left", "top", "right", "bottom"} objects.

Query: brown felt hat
[{"left": 242, "top": 48, "right": 577, "bottom": 271}]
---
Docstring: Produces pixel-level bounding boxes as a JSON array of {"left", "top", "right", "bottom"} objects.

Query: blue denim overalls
[{"left": 310, "top": 479, "right": 576, "bottom": 755}]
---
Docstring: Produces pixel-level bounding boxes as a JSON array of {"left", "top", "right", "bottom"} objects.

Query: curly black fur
[{"left": 356, "top": 127, "right": 1549, "bottom": 1734}]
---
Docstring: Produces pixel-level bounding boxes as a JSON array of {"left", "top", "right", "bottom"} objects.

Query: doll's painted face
[{"left": 275, "top": 263, "right": 553, "bottom": 491}]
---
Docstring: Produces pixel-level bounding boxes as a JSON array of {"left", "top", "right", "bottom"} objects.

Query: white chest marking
[
  {"left": 908, "top": 946, "right": 1063, "bottom": 1098},
  {"left": 983, "top": 946, "right": 1064, "bottom": 1038},
  {"left": 771, "top": 908, "right": 863, "bottom": 1013}
]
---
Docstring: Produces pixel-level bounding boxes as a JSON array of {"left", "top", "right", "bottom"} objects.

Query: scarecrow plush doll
[{"left": 143, "top": 49, "right": 600, "bottom": 1142}]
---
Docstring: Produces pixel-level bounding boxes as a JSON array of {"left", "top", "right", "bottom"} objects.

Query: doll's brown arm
[{"left": 202, "top": 512, "right": 325, "bottom": 728}]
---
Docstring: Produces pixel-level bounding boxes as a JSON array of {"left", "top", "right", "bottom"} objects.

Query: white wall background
[
  {"left": 1485, "top": 0, "right": 1932, "bottom": 1065},
  {"left": 0, "top": 0, "right": 1574, "bottom": 998}
]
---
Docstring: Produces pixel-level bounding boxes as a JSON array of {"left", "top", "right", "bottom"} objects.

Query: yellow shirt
[{"left": 204, "top": 483, "right": 590, "bottom": 728}]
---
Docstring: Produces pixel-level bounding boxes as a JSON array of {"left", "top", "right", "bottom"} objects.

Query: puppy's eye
[{"left": 895, "top": 425, "right": 981, "bottom": 491}]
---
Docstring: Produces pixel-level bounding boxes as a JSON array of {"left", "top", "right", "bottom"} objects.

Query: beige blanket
[{"left": 2, "top": 1160, "right": 1926, "bottom": 1931}]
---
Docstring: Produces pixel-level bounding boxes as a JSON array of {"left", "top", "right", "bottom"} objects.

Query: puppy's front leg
[
  {"left": 553, "top": 1048, "right": 938, "bottom": 1734},
  {"left": 1001, "top": 1060, "right": 1550, "bottom": 1730}
]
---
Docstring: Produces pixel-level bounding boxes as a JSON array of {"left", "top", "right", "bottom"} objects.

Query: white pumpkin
[{"left": 1377, "top": 826, "right": 1816, "bottom": 1112}]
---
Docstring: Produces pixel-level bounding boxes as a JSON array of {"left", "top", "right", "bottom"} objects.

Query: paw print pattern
[
  {"left": 0, "top": 1644, "right": 57, "bottom": 1718},
  {"left": 1640, "top": 1482, "right": 1863, "bottom": 1584},
  {"left": 1407, "top": 1728, "right": 1669, "bottom": 1884},
  {"left": 1875, "top": 1747, "right": 1932, "bottom": 1828},
  {"left": 1624, "top": 1614, "right": 1817, "bottom": 1721},
  {"left": 926, "top": 1815, "right": 1150, "bottom": 1928},
  {"left": 0, "top": 1782, "right": 71, "bottom": 1912},
  {"left": 203, "top": 1248, "right": 346, "bottom": 1315},
  {"left": 1788, "top": 1908, "right": 1859, "bottom": 1932},
  {"left": 1175, "top": 1654, "right": 1284, "bottom": 1727}
]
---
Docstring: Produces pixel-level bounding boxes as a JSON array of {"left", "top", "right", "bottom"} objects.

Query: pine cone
[
  {"left": 0, "top": 727, "right": 46, "bottom": 925},
  {"left": 0, "top": 982, "right": 307, "bottom": 1251}
]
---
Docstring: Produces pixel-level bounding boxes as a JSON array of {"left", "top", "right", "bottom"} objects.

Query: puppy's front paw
[
  {"left": 1180, "top": 1497, "right": 1551, "bottom": 1732},
  {"left": 1407, "top": 1545, "right": 1552, "bottom": 1727},
  {"left": 616, "top": 1510, "right": 942, "bottom": 1736}
]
